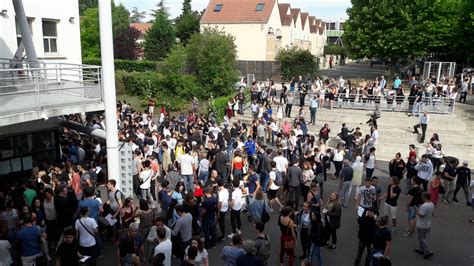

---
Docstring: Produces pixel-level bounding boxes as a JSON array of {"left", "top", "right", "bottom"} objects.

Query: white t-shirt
[
  {"left": 371, "top": 130, "right": 379, "bottom": 145},
  {"left": 273, "top": 156, "right": 288, "bottom": 172},
  {"left": 231, "top": 188, "right": 243, "bottom": 211},
  {"left": 199, "top": 159, "right": 210, "bottom": 174},
  {"left": 333, "top": 150, "right": 344, "bottom": 162},
  {"left": 218, "top": 189, "right": 230, "bottom": 212},
  {"left": 269, "top": 171, "right": 279, "bottom": 190},
  {"left": 185, "top": 246, "right": 208, "bottom": 266},
  {"left": 139, "top": 169, "right": 153, "bottom": 189},
  {"left": 179, "top": 154, "right": 195, "bottom": 175},
  {"left": 75, "top": 217, "right": 97, "bottom": 247},
  {"left": 154, "top": 239, "right": 172, "bottom": 266},
  {"left": 366, "top": 154, "right": 376, "bottom": 169}
]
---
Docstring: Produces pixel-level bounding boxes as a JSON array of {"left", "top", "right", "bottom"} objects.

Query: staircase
[{"left": 232, "top": 102, "right": 474, "bottom": 163}]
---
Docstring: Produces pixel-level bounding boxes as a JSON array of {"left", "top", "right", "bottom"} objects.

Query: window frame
[
  {"left": 256, "top": 3, "right": 265, "bottom": 12},
  {"left": 214, "top": 4, "right": 223, "bottom": 12},
  {"left": 42, "top": 19, "right": 59, "bottom": 54}
]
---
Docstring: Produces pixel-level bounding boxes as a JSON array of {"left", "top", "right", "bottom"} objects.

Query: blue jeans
[
  {"left": 310, "top": 244, "right": 323, "bottom": 266},
  {"left": 183, "top": 175, "right": 194, "bottom": 193},
  {"left": 412, "top": 101, "right": 422, "bottom": 116},
  {"left": 310, "top": 107, "right": 317, "bottom": 124},
  {"left": 260, "top": 172, "right": 269, "bottom": 191},
  {"left": 198, "top": 171, "right": 209, "bottom": 185},
  {"left": 218, "top": 169, "right": 228, "bottom": 184},
  {"left": 233, "top": 169, "right": 243, "bottom": 180}
]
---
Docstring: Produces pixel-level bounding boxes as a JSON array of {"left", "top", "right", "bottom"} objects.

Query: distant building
[
  {"left": 325, "top": 19, "right": 345, "bottom": 44},
  {"left": 130, "top": 23, "right": 152, "bottom": 44},
  {"left": 200, "top": 0, "right": 326, "bottom": 62}
]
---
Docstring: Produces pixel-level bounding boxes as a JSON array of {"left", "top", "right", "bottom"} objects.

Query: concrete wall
[
  {"left": 0, "top": 0, "right": 82, "bottom": 64},
  {"left": 236, "top": 60, "right": 281, "bottom": 82}
]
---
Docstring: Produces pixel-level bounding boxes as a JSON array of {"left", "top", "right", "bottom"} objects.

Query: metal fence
[{"left": 0, "top": 58, "right": 103, "bottom": 116}]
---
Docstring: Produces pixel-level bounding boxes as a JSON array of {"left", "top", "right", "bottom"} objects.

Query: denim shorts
[{"left": 407, "top": 206, "right": 417, "bottom": 220}]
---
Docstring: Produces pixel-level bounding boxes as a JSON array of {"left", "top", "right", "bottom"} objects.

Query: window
[
  {"left": 256, "top": 3, "right": 265, "bottom": 11},
  {"left": 42, "top": 20, "right": 58, "bottom": 54},
  {"left": 329, "top": 23, "right": 336, "bottom": 30},
  {"left": 214, "top": 4, "right": 223, "bottom": 12},
  {"left": 339, "top": 22, "right": 344, "bottom": 30},
  {"left": 15, "top": 17, "right": 34, "bottom": 48}
]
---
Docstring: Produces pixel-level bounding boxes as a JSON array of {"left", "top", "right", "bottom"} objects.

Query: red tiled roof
[
  {"left": 201, "top": 0, "right": 277, "bottom": 24},
  {"left": 310, "top": 25, "right": 318, "bottom": 34},
  {"left": 300, "top": 12, "right": 309, "bottom": 29},
  {"left": 130, "top": 23, "right": 152, "bottom": 34},
  {"left": 308, "top": 16, "right": 315, "bottom": 26},
  {"left": 290, "top": 8, "right": 300, "bottom": 24},
  {"left": 319, "top": 22, "right": 326, "bottom": 35},
  {"left": 278, "top": 3, "right": 292, "bottom": 26},
  {"left": 315, "top": 19, "right": 321, "bottom": 27}
]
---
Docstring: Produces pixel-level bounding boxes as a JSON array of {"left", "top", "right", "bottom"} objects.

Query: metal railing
[{"left": 0, "top": 58, "right": 103, "bottom": 116}]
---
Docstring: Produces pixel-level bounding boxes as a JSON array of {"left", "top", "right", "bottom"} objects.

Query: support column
[
  {"left": 98, "top": 0, "right": 120, "bottom": 189},
  {"left": 12, "top": 0, "right": 39, "bottom": 68}
]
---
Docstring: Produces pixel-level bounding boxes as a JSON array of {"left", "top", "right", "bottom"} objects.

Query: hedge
[{"left": 83, "top": 58, "right": 162, "bottom": 72}]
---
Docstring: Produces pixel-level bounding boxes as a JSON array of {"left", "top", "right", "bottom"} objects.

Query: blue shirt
[
  {"left": 78, "top": 198, "right": 101, "bottom": 221},
  {"left": 16, "top": 226, "right": 41, "bottom": 256},
  {"left": 310, "top": 99, "right": 319, "bottom": 108},
  {"left": 244, "top": 140, "right": 256, "bottom": 156},
  {"left": 221, "top": 246, "right": 245, "bottom": 266},
  {"left": 248, "top": 174, "right": 259, "bottom": 194},
  {"left": 394, "top": 79, "right": 401, "bottom": 89}
]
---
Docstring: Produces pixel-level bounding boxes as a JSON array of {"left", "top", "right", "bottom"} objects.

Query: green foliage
[
  {"left": 80, "top": 8, "right": 100, "bottom": 59},
  {"left": 208, "top": 94, "right": 233, "bottom": 122},
  {"left": 144, "top": 8, "right": 176, "bottom": 61},
  {"left": 175, "top": 0, "right": 201, "bottom": 44},
  {"left": 119, "top": 71, "right": 164, "bottom": 97},
  {"left": 82, "top": 58, "right": 162, "bottom": 72},
  {"left": 163, "top": 45, "right": 187, "bottom": 74},
  {"left": 79, "top": 0, "right": 98, "bottom": 16},
  {"left": 324, "top": 44, "right": 348, "bottom": 56},
  {"left": 344, "top": 0, "right": 463, "bottom": 65},
  {"left": 187, "top": 27, "right": 239, "bottom": 97},
  {"left": 276, "top": 46, "right": 318, "bottom": 81}
]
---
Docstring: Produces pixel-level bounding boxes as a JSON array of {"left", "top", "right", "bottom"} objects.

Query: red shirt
[{"left": 409, "top": 150, "right": 417, "bottom": 159}]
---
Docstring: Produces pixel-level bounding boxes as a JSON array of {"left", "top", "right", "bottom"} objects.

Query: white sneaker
[
  {"left": 228, "top": 233, "right": 234, "bottom": 239},
  {"left": 237, "top": 230, "right": 242, "bottom": 234}
]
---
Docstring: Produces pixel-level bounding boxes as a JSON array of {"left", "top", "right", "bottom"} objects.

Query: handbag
[{"left": 283, "top": 221, "right": 296, "bottom": 249}]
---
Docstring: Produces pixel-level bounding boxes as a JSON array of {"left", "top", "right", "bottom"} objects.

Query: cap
[{"left": 463, "top": 160, "right": 469, "bottom": 165}]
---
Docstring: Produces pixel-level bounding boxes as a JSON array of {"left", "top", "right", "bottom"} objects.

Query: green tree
[
  {"left": 130, "top": 7, "right": 146, "bottom": 23},
  {"left": 143, "top": 7, "right": 175, "bottom": 61},
  {"left": 344, "top": 0, "right": 452, "bottom": 78},
  {"left": 276, "top": 47, "right": 318, "bottom": 81},
  {"left": 175, "top": 0, "right": 201, "bottom": 44},
  {"left": 187, "top": 27, "right": 239, "bottom": 97},
  {"left": 79, "top": 0, "right": 98, "bottom": 16},
  {"left": 80, "top": 8, "right": 100, "bottom": 58}
]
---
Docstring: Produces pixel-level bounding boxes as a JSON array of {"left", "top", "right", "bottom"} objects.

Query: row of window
[
  {"left": 214, "top": 3, "right": 265, "bottom": 12},
  {"left": 15, "top": 17, "right": 59, "bottom": 54},
  {"left": 326, "top": 22, "right": 344, "bottom": 31}
]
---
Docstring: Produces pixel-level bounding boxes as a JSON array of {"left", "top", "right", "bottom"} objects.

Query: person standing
[
  {"left": 381, "top": 177, "right": 401, "bottom": 232},
  {"left": 339, "top": 160, "right": 354, "bottom": 207},
  {"left": 413, "top": 112, "right": 429, "bottom": 143},
  {"left": 371, "top": 217, "right": 392, "bottom": 266},
  {"left": 403, "top": 178, "right": 423, "bottom": 238},
  {"left": 296, "top": 202, "right": 312, "bottom": 259},
  {"left": 74, "top": 207, "right": 98, "bottom": 266},
  {"left": 379, "top": 75, "right": 387, "bottom": 96},
  {"left": 16, "top": 213, "right": 46, "bottom": 266},
  {"left": 411, "top": 87, "right": 423, "bottom": 117},
  {"left": 287, "top": 161, "right": 303, "bottom": 209},
  {"left": 154, "top": 226, "right": 173, "bottom": 266},
  {"left": 309, "top": 96, "right": 319, "bottom": 125},
  {"left": 452, "top": 160, "right": 471, "bottom": 206},
  {"left": 221, "top": 234, "right": 245, "bottom": 265},
  {"left": 354, "top": 206, "right": 378, "bottom": 266},
  {"left": 364, "top": 147, "right": 376, "bottom": 180},
  {"left": 414, "top": 192, "right": 435, "bottom": 259},
  {"left": 414, "top": 155, "right": 433, "bottom": 191},
  {"left": 442, "top": 158, "right": 457, "bottom": 203},
  {"left": 178, "top": 147, "right": 197, "bottom": 193},
  {"left": 201, "top": 187, "right": 218, "bottom": 250},
  {"left": 285, "top": 93, "right": 294, "bottom": 118},
  {"left": 324, "top": 192, "right": 342, "bottom": 250},
  {"left": 356, "top": 178, "right": 377, "bottom": 210},
  {"left": 278, "top": 207, "right": 296, "bottom": 266},
  {"left": 217, "top": 181, "right": 230, "bottom": 242},
  {"left": 172, "top": 205, "right": 193, "bottom": 260}
]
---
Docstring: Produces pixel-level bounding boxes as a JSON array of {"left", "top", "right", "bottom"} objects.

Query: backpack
[
  {"left": 255, "top": 235, "right": 271, "bottom": 261},
  {"left": 114, "top": 190, "right": 126, "bottom": 206},
  {"left": 274, "top": 170, "right": 283, "bottom": 186}
]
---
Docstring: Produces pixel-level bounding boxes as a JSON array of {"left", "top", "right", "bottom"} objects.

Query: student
[
  {"left": 74, "top": 207, "right": 98, "bottom": 266},
  {"left": 56, "top": 228, "right": 80, "bottom": 266},
  {"left": 381, "top": 177, "right": 401, "bottom": 232},
  {"left": 414, "top": 192, "right": 435, "bottom": 259},
  {"left": 371, "top": 216, "right": 392, "bottom": 266}
]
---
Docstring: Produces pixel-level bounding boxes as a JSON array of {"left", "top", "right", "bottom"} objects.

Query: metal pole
[
  {"left": 98, "top": 0, "right": 120, "bottom": 189},
  {"left": 12, "top": 0, "right": 39, "bottom": 68}
]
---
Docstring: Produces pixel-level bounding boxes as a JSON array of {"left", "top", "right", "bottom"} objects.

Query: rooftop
[{"left": 201, "top": 0, "right": 277, "bottom": 24}]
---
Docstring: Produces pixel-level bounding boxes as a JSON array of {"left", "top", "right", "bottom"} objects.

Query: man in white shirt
[
  {"left": 217, "top": 181, "right": 230, "bottom": 241},
  {"left": 147, "top": 217, "right": 171, "bottom": 247},
  {"left": 178, "top": 147, "right": 196, "bottom": 193},
  {"left": 370, "top": 125, "right": 379, "bottom": 146},
  {"left": 229, "top": 179, "right": 243, "bottom": 238},
  {"left": 139, "top": 160, "right": 154, "bottom": 201},
  {"left": 75, "top": 207, "right": 98, "bottom": 264},
  {"left": 153, "top": 227, "right": 172, "bottom": 266},
  {"left": 365, "top": 147, "right": 377, "bottom": 180}
]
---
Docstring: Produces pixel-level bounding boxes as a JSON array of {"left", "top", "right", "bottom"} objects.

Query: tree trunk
[{"left": 389, "top": 56, "right": 398, "bottom": 83}]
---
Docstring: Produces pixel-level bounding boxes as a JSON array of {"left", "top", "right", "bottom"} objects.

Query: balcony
[{"left": 0, "top": 59, "right": 105, "bottom": 127}]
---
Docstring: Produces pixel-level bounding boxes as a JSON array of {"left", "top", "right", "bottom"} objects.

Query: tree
[
  {"left": 130, "top": 7, "right": 146, "bottom": 23},
  {"left": 187, "top": 27, "right": 239, "bottom": 97},
  {"left": 175, "top": 0, "right": 201, "bottom": 44},
  {"left": 143, "top": 7, "right": 175, "bottom": 61},
  {"left": 276, "top": 47, "right": 318, "bottom": 81},
  {"left": 150, "top": 0, "right": 169, "bottom": 19},
  {"left": 79, "top": 0, "right": 98, "bottom": 16},
  {"left": 344, "top": 0, "right": 452, "bottom": 78},
  {"left": 81, "top": 8, "right": 100, "bottom": 58},
  {"left": 114, "top": 26, "right": 140, "bottom": 60}
]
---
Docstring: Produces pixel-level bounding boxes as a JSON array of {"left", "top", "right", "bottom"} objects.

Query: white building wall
[{"left": 0, "top": 0, "right": 82, "bottom": 64}]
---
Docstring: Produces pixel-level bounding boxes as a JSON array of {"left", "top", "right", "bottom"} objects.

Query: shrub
[
  {"left": 276, "top": 47, "right": 318, "bottom": 81},
  {"left": 324, "top": 44, "right": 348, "bottom": 56},
  {"left": 83, "top": 58, "right": 161, "bottom": 72},
  {"left": 208, "top": 94, "right": 233, "bottom": 122},
  {"left": 120, "top": 71, "right": 164, "bottom": 97},
  {"left": 115, "top": 70, "right": 127, "bottom": 95}
]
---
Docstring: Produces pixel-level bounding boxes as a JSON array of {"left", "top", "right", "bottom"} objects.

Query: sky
[{"left": 118, "top": 0, "right": 351, "bottom": 21}]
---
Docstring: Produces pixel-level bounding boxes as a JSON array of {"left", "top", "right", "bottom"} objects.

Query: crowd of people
[{"left": 0, "top": 72, "right": 472, "bottom": 266}]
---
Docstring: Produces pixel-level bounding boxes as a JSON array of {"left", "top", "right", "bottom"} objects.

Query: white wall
[{"left": 0, "top": 0, "right": 82, "bottom": 64}]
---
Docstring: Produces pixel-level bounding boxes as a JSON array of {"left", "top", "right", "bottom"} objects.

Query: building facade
[
  {"left": 325, "top": 19, "right": 345, "bottom": 44},
  {"left": 200, "top": 0, "right": 326, "bottom": 62}
]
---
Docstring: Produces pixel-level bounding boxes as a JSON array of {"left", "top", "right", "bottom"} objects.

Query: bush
[
  {"left": 115, "top": 70, "right": 127, "bottom": 95},
  {"left": 324, "top": 44, "right": 348, "bottom": 56},
  {"left": 164, "top": 74, "right": 201, "bottom": 99},
  {"left": 208, "top": 94, "right": 233, "bottom": 122},
  {"left": 276, "top": 47, "right": 318, "bottom": 81},
  {"left": 120, "top": 71, "right": 165, "bottom": 97},
  {"left": 83, "top": 58, "right": 162, "bottom": 72}
]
